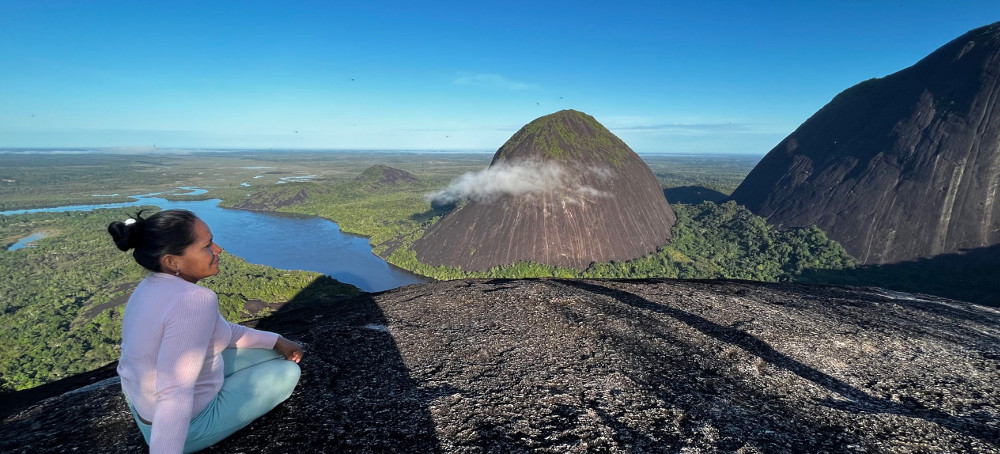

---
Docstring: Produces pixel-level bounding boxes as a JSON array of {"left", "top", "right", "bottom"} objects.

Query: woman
[{"left": 108, "top": 209, "right": 303, "bottom": 454}]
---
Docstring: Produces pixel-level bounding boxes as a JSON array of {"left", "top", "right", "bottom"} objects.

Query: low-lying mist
[{"left": 425, "top": 160, "right": 614, "bottom": 206}]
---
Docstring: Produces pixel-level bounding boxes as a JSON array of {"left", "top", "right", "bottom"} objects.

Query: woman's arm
[
  {"left": 227, "top": 322, "right": 279, "bottom": 349},
  {"left": 228, "top": 322, "right": 303, "bottom": 362}
]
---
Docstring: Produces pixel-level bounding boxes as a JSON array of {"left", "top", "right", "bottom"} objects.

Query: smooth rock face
[
  {"left": 730, "top": 21, "right": 1000, "bottom": 264},
  {"left": 2, "top": 279, "right": 999, "bottom": 453},
  {"left": 413, "top": 110, "right": 676, "bottom": 270}
]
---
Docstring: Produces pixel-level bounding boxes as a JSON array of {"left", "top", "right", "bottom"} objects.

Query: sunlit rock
[{"left": 414, "top": 110, "right": 676, "bottom": 271}]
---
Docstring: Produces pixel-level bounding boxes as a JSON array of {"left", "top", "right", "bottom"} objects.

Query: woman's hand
[{"left": 274, "top": 337, "right": 304, "bottom": 363}]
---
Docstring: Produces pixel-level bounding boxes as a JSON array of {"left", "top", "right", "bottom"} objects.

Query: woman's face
[{"left": 172, "top": 218, "right": 223, "bottom": 283}]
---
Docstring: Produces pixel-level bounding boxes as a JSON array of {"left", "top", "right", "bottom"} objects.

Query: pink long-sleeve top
[{"left": 117, "top": 272, "right": 279, "bottom": 454}]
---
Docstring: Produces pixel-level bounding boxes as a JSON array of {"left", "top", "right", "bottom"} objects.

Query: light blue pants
[{"left": 127, "top": 348, "right": 301, "bottom": 453}]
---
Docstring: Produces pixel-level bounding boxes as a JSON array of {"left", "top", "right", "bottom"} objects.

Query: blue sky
[{"left": 1, "top": 1, "right": 998, "bottom": 154}]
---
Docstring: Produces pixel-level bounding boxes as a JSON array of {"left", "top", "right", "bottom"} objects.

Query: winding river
[{"left": 1, "top": 190, "right": 428, "bottom": 292}]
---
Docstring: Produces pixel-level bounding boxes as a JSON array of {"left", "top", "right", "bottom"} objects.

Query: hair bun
[{"left": 107, "top": 213, "right": 146, "bottom": 251}]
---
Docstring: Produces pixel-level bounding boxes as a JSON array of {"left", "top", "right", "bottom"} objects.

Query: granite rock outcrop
[
  {"left": 413, "top": 110, "right": 676, "bottom": 271},
  {"left": 2, "top": 278, "right": 998, "bottom": 453},
  {"left": 730, "top": 21, "right": 1000, "bottom": 264}
]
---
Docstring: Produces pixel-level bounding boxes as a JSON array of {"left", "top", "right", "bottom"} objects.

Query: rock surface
[
  {"left": 413, "top": 110, "right": 676, "bottom": 270},
  {"left": 2, "top": 278, "right": 999, "bottom": 453},
  {"left": 730, "top": 21, "right": 1000, "bottom": 264}
]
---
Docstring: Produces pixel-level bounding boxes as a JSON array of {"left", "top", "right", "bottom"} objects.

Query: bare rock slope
[
  {"left": 730, "top": 21, "right": 1000, "bottom": 264},
  {"left": 413, "top": 110, "right": 676, "bottom": 270},
  {"left": 2, "top": 278, "right": 999, "bottom": 453}
]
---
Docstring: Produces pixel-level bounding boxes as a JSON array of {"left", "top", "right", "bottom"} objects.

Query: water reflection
[
  {"left": 1, "top": 200, "right": 151, "bottom": 216},
  {"left": 7, "top": 232, "right": 47, "bottom": 251}
]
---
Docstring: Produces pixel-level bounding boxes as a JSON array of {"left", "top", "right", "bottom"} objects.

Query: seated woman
[{"left": 108, "top": 209, "right": 302, "bottom": 454}]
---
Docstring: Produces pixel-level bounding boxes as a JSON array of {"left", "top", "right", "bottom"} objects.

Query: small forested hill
[
  {"left": 232, "top": 183, "right": 332, "bottom": 211},
  {"left": 3, "top": 278, "right": 999, "bottom": 452},
  {"left": 731, "top": 21, "right": 1000, "bottom": 264},
  {"left": 225, "top": 177, "right": 447, "bottom": 254},
  {"left": 236, "top": 165, "right": 420, "bottom": 215},
  {"left": 355, "top": 164, "right": 419, "bottom": 186},
  {"left": 413, "top": 110, "right": 677, "bottom": 270}
]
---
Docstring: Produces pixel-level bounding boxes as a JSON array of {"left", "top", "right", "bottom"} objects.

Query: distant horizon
[
  {"left": 3, "top": 1, "right": 998, "bottom": 154},
  {"left": 0, "top": 147, "right": 766, "bottom": 158},
  {"left": 0, "top": 146, "right": 766, "bottom": 157}
]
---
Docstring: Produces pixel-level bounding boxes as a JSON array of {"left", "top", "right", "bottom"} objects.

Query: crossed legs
[{"left": 129, "top": 348, "right": 301, "bottom": 453}]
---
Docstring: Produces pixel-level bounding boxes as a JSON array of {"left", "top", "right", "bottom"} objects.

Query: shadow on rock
[
  {"left": 557, "top": 279, "right": 1000, "bottom": 450},
  {"left": 0, "top": 277, "right": 441, "bottom": 453},
  {"left": 798, "top": 243, "right": 1000, "bottom": 307},
  {"left": 410, "top": 201, "right": 456, "bottom": 223},
  {"left": 4, "top": 277, "right": 999, "bottom": 453},
  {"left": 216, "top": 278, "right": 441, "bottom": 452}
]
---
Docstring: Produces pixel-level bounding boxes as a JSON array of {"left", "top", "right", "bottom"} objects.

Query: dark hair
[{"left": 107, "top": 209, "right": 200, "bottom": 272}]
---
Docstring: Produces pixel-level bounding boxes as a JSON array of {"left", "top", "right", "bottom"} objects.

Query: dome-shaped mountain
[
  {"left": 730, "top": 21, "right": 1000, "bottom": 264},
  {"left": 413, "top": 110, "right": 676, "bottom": 271}
]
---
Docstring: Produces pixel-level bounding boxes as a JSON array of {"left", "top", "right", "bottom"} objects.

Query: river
[{"left": 1, "top": 190, "right": 428, "bottom": 292}]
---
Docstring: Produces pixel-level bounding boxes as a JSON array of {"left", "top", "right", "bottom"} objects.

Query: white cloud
[
  {"left": 601, "top": 115, "right": 764, "bottom": 136},
  {"left": 613, "top": 122, "right": 756, "bottom": 135},
  {"left": 426, "top": 160, "right": 612, "bottom": 206}
]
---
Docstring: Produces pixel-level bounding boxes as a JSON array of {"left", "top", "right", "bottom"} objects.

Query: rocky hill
[
  {"left": 413, "top": 110, "right": 676, "bottom": 271},
  {"left": 355, "top": 164, "right": 419, "bottom": 186},
  {"left": 2, "top": 278, "right": 998, "bottom": 453},
  {"left": 232, "top": 183, "right": 329, "bottom": 211},
  {"left": 730, "top": 21, "right": 1000, "bottom": 264}
]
